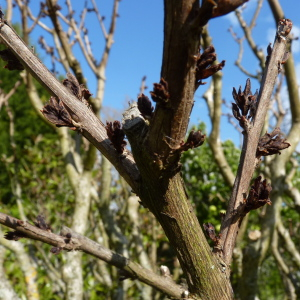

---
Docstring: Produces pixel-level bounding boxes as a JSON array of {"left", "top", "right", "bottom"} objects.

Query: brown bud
[
  {"left": 64, "top": 233, "right": 72, "bottom": 244},
  {"left": 172, "top": 130, "right": 205, "bottom": 153},
  {"left": 41, "top": 96, "right": 74, "bottom": 128},
  {"left": 277, "top": 19, "right": 293, "bottom": 39},
  {"left": 232, "top": 78, "right": 258, "bottom": 128},
  {"left": 34, "top": 215, "right": 51, "bottom": 232},
  {"left": 244, "top": 176, "right": 272, "bottom": 214},
  {"left": 63, "top": 73, "right": 91, "bottom": 106},
  {"left": 265, "top": 43, "right": 273, "bottom": 65},
  {"left": 150, "top": 78, "right": 169, "bottom": 104},
  {"left": 105, "top": 121, "right": 127, "bottom": 154},
  {"left": 137, "top": 94, "right": 154, "bottom": 120},
  {"left": 203, "top": 223, "right": 216, "bottom": 241},
  {"left": 195, "top": 45, "right": 225, "bottom": 87},
  {"left": 4, "top": 231, "right": 27, "bottom": 241},
  {"left": 50, "top": 247, "right": 62, "bottom": 255},
  {"left": 257, "top": 128, "right": 290, "bottom": 158},
  {"left": 185, "top": 130, "right": 206, "bottom": 149}
]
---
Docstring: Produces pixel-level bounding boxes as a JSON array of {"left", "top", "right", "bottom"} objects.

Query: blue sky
[{"left": 7, "top": 0, "right": 300, "bottom": 145}]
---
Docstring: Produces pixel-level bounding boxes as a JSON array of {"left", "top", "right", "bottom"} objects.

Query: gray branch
[
  {"left": 0, "top": 19, "right": 140, "bottom": 192},
  {"left": 220, "top": 19, "right": 292, "bottom": 265},
  {"left": 0, "top": 212, "right": 187, "bottom": 299}
]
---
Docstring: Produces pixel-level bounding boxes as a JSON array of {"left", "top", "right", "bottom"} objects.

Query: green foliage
[
  {"left": 182, "top": 123, "right": 240, "bottom": 228},
  {"left": 0, "top": 51, "right": 75, "bottom": 299},
  {"left": 258, "top": 254, "right": 285, "bottom": 300},
  {"left": 3, "top": 248, "right": 27, "bottom": 298}
]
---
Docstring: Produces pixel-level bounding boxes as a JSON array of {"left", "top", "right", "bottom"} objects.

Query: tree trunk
[{"left": 122, "top": 2, "right": 233, "bottom": 298}]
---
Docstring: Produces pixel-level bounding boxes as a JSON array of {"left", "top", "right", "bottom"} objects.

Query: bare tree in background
[{"left": 0, "top": 0, "right": 299, "bottom": 300}]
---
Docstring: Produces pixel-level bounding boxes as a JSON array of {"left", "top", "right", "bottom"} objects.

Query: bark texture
[{"left": 0, "top": 1, "right": 256, "bottom": 298}]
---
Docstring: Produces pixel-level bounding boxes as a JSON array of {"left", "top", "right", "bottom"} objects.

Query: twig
[
  {"left": 91, "top": 0, "right": 108, "bottom": 38},
  {"left": 139, "top": 76, "right": 147, "bottom": 94},
  {"left": 64, "top": 0, "right": 98, "bottom": 70},
  {"left": 235, "top": 9, "right": 265, "bottom": 70},
  {"left": 249, "top": 0, "right": 264, "bottom": 30},
  {"left": 267, "top": 0, "right": 300, "bottom": 168},
  {"left": 228, "top": 0, "right": 264, "bottom": 78},
  {"left": 228, "top": 27, "right": 259, "bottom": 79},
  {"left": 98, "top": 0, "right": 119, "bottom": 69},
  {"left": 5, "top": 0, "right": 13, "bottom": 23},
  {"left": 0, "top": 227, "right": 39, "bottom": 299}
]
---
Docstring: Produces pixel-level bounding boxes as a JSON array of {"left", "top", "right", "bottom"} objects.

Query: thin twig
[
  {"left": 228, "top": 27, "right": 259, "bottom": 79},
  {"left": 91, "top": 0, "right": 108, "bottom": 38},
  {"left": 235, "top": 9, "right": 265, "bottom": 70},
  {"left": 249, "top": 0, "right": 264, "bottom": 30}
]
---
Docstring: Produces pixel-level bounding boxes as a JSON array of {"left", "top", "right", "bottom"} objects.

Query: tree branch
[
  {"left": 0, "top": 213, "right": 187, "bottom": 299},
  {"left": 194, "top": 0, "right": 248, "bottom": 28},
  {"left": 235, "top": 4, "right": 265, "bottom": 71},
  {"left": 0, "top": 19, "right": 140, "bottom": 192},
  {"left": 220, "top": 19, "right": 292, "bottom": 265}
]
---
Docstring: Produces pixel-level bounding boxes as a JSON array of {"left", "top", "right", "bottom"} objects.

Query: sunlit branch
[
  {"left": 5, "top": 0, "right": 13, "bottom": 23},
  {"left": 235, "top": 9, "right": 265, "bottom": 70},
  {"left": 91, "top": 0, "right": 109, "bottom": 38},
  {"left": 249, "top": 0, "right": 264, "bottom": 29},
  {"left": 228, "top": 27, "right": 259, "bottom": 79},
  {"left": 201, "top": 27, "right": 235, "bottom": 187},
  {"left": 26, "top": 6, "right": 52, "bottom": 33}
]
